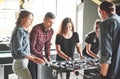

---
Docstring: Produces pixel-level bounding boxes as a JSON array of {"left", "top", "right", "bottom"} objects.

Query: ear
[
  {"left": 102, "top": 10, "right": 106, "bottom": 15},
  {"left": 100, "top": 10, "right": 104, "bottom": 15},
  {"left": 43, "top": 18, "right": 45, "bottom": 22}
]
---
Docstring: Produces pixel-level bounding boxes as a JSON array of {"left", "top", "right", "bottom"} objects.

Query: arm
[
  {"left": 44, "top": 41, "right": 51, "bottom": 61},
  {"left": 26, "top": 55, "right": 45, "bottom": 64},
  {"left": 99, "top": 20, "right": 114, "bottom": 76},
  {"left": 44, "top": 29, "right": 54, "bottom": 61},
  {"left": 30, "top": 27, "right": 44, "bottom": 59},
  {"left": 86, "top": 43, "right": 99, "bottom": 59},
  {"left": 56, "top": 44, "right": 71, "bottom": 60},
  {"left": 74, "top": 32, "right": 85, "bottom": 59},
  {"left": 76, "top": 42, "right": 85, "bottom": 59},
  {"left": 12, "top": 28, "right": 27, "bottom": 58}
]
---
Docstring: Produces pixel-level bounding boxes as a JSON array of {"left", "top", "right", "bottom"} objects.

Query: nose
[
  {"left": 50, "top": 22, "right": 54, "bottom": 27},
  {"left": 50, "top": 23, "right": 53, "bottom": 26}
]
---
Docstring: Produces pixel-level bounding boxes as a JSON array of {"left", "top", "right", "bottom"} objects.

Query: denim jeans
[
  {"left": 28, "top": 60, "right": 38, "bottom": 79},
  {"left": 12, "top": 58, "right": 32, "bottom": 79}
]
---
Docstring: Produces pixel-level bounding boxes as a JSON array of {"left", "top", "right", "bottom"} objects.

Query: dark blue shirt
[{"left": 99, "top": 14, "right": 120, "bottom": 79}]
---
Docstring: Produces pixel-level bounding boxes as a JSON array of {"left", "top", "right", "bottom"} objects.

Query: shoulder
[
  {"left": 100, "top": 18, "right": 119, "bottom": 30},
  {"left": 32, "top": 24, "right": 41, "bottom": 30},
  {"left": 73, "top": 32, "right": 78, "bottom": 36},
  {"left": 14, "top": 27, "right": 26, "bottom": 37},
  {"left": 101, "top": 14, "right": 120, "bottom": 25},
  {"left": 56, "top": 34, "right": 62, "bottom": 38},
  {"left": 86, "top": 31, "right": 95, "bottom": 37},
  {"left": 88, "top": 31, "right": 95, "bottom": 36},
  {"left": 72, "top": 32, "right": 79, "bottom": 39},
  {"left": 17, "top": 27, "right": 24, "bottom": 34},
  {"left": 31, "top": 24, "right": 42, "bottom": 33},
  {"left": 49, "top": 28, "right": 54, "bottom": 34},
  {"left": 56, "top": 34, "right": 63, "bottom": 43}
]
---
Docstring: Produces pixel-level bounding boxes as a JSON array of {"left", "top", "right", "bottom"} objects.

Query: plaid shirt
[{"left": 30, "top": 23, "right": 53, "bottom": 61}]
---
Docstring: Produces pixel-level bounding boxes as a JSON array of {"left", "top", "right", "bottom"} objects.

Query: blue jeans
[{"left": 12, "top": 59, "right": 32, "bottom": 79}]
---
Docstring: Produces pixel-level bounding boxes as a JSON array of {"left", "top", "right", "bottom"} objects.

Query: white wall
[{"left": 82, "top": 0, "right": 99, "bottom": 47}]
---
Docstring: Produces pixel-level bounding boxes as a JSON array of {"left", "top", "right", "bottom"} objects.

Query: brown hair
[
  {"left": 16, "top": 10, "right": 33, "bottom": 26},
  {"left": 99, "top": 1, "right": 115, "bottom": 14},
  {"left": 58, "top": 17, "right": 74, "bottom": 35},
  {"left": 94, "top": 19, "right": 101, "bottom": 32}
]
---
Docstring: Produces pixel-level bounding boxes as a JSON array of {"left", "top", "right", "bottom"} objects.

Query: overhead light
[{"left": 92, "top": 0, "right": 102, "bottom": 5}]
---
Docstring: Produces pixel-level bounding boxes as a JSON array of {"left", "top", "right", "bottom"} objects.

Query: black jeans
[
  {"left": 28, "top": 60, "right": 38, "bottom": 79},
  {"left": 66, "top": 71, "right": 70, "bottom": 79},
  {"left": 55, "top": 71, "right": 70, "bottom": 79}
]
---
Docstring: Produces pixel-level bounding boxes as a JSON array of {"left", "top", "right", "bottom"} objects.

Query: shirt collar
[{"left": 41, "top": 23, "right": 51, "bottom": 33}]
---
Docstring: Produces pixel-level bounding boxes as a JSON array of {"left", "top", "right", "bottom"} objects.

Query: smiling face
[
  {"left": 21, "top": 14, "right": 33, "bottom": 28},
  {"left": 65, "top": 22, "right": 73, "bottom": 32}
]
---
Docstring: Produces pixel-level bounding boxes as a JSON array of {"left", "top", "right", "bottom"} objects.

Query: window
[
  {"left": 0, "top": 0, "right": 83, "bottom": 52},
  {"left": 0, "top": 0, "right": 19, "bottom": 51}
]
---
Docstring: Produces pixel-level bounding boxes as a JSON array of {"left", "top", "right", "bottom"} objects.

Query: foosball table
[{"left": 43, "top": 59, "right": 100, "bottom": 79}]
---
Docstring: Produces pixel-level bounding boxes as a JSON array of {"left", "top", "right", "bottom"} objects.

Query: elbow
[
  {"left": 56, "top": 49, "right": 62, "bottom": 56},
  {"left": 56, "top": 49, "right": 60, "bottom": 54},
  {"left": 86, "top": 49, "right": 91, "bottom": 54}
]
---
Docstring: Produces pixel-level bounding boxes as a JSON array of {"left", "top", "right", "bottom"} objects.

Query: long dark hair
[
  {"left": 58, "top": 17, "right": 74, "bottom": 34},
  {"left": 16, "top": 10, "right": 33, "bottom": 26}
]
